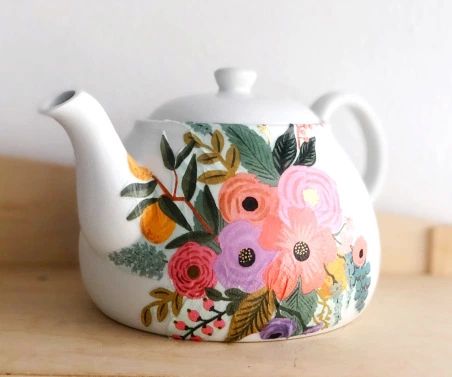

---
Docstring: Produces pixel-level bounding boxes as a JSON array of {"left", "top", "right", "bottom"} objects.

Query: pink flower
[
  {"left": 168, "top": 242, "right": 217, "bottom": 298},
  {"left": 278, "top": 166, "right": 342, "bottom": 232},
  {"left": 352, "top": 236, "right": 368, "bottom": 267},
  {"left": 262, "top": 208, "right": 337, "bottom": 299}
]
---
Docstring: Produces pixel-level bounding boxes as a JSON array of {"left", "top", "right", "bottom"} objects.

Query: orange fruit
[
  {"left": 127, "top": 155, "right": 153, "bottom": 181},
  {"left": 140, "top": 202, "right": 176, "bottom": 244}
]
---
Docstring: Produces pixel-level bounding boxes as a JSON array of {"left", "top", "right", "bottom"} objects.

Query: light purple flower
[
  {"left": 302, "top": 323, "right": 323, "bottom": 335},
  {"left": 260, "top": 318, "right": 298, "bottom": 339},
  {"left": 214, "top": 221, "right": 275, "bottom": 293}
]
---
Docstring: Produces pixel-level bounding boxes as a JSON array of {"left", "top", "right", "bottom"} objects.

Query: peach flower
[
  {"left": 352, "top": 236, "right": 368, "bottom": 268},
  {"left": 219, "top": 173, "right": 278, "bottom": 225},
  {"left": 262, "top": 208, "right": 337, "bottom": 299},
  {"left": 278, "top": 166, "right": 342, "bottom": 232}
]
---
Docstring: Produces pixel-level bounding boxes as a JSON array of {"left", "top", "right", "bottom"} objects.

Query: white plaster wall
[{"left": 1, "top": 0, "right": 451, "bottom": 222}]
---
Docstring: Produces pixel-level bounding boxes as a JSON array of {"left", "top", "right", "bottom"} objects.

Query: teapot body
[{"left": 79, "top": 119, "right": 380, "bottom": 342}]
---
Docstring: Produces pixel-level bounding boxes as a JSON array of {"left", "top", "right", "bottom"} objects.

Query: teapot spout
[{"left": 40, "top": 91, "right": 141, "bottom": 254}]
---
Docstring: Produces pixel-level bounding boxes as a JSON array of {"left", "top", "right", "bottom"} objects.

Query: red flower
[{"left": 168, "top": 242, "right": 217, "bottom": 298}]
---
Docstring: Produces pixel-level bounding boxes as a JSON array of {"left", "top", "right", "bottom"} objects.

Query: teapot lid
[{"left": 149, "top": 67, "right": 319, "bottom": 124}]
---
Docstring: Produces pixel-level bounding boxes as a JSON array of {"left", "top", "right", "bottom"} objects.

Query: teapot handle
[{"left": 311, "top": 92, "right": 387, "bottom": 201}]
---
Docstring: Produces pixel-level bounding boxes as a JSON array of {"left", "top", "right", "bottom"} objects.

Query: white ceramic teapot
[{"left": 40, "top": 68, "right": 386, "bottom": 342}]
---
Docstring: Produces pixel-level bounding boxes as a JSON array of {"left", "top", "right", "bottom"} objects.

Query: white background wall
[{"left": 1, "top": 0, "right": 451, "bottom": 222}]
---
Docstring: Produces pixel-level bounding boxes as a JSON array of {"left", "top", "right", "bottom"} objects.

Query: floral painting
[{"left": 108, "top": 122, "right": 372, "bottom": 342}]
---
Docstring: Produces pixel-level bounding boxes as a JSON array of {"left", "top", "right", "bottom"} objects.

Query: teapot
[{"left": 40, "top": 67, "right": 386, "bottom": 342}]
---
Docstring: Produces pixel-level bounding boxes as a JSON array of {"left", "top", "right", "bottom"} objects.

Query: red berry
[
  {"left": 171, "top": 334, "right": 182, "bottom": 340},
  {"left": 203, "top": 298, "right": 214, "bottom": 311},
  {"left": 201, "top": 325, "right": 213, "bottom": 336},
  {"left": 190, "top": 335, "right": 202, "bottom": 342},
  {"left": 187, "top": 309, "right": 201, "bottom": 322},
  {"left": 213, "top": 318, "right": 225, "bottom": 329},
  {"left": 174, "top": 320, "right": 187, "bottom": 330}
]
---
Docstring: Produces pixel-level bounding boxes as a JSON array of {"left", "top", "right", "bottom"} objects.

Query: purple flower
[
  {"left": 302, "top": 323, "right": 323, "bottom": 335},
  {"left": 260, "top": 318, "right": 298, "bottom": 339},
  {"left": 214, "top": 221, "right": 275, "bottom": 293}
]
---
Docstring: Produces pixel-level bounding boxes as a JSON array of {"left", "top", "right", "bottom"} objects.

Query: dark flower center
[
  {"left": 359, "top": 249, "right": 364, "bottom": 258},
  {"left": 293, "top": 241, "right": 310, "bottom": 262},
  {"left": 187, "top": 265, "right": 200, "bottom": 279},
  {"left": 242, "top": 196, "right": 259, "bottom": 211},
  {"left": 238, "top": 248, "right": 256, "bottom": 267}
]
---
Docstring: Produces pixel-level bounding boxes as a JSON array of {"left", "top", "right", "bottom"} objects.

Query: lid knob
[{"left": 214, "top": 67, "right": 257, "bottom": 95}]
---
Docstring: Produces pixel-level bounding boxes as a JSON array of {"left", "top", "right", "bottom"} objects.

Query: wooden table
[{"left": 1, "top": 266, "right": 450, "bottom": 377}]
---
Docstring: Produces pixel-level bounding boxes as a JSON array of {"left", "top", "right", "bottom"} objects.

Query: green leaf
[
  {"left": 224, "top": 288, "right": 248, "bottom": 301},
  {"left": 294, "top": 137, "right": 316, "bottom": 166},
  {"left": 226, "top": 288, "right": 276, "bottom": 342},
  {"left": 272, "top": 124, "right": 297, "bottom": 174},
  {"left": 280, "top": 283, "right": 318, "bottom": 331},
  {"left": 182, "top": 155, "right": 197, "bottom": 201},
  {"left": 158, "top": 196, "right": 192, "bottom": 231},
  {"left": 108, "top": 242, "right": 167, "bottom": 280},
  {"left": 221, "top": 124, "right": 279, "bottom": 185},
  {"left": 126, "top": 198, "right": 158, "bottom": 220},
  {"left": 165, "top": 231, "right": 214, "bottom": 249},
  {"left": 197, "top": 153, "right": 220, "bottom": 164},
  {"left": 160, "top": 134, "right": 176, "bottom": 170},
  {"left": 175, "top": 140, "right": 195, "bottom": 168},
  {"left": 226, "top": 301, "right": 241, "bottom": 316},
  {"left": 186, "top": 122, "right": 212, "bottom": 135},
  {"left": 198, "top": 170, "right": 230, "bottom": 184},
  {"left": 202, "top": 185, "right": 219, "bottom": 234},
  {"left": 205, "top": 287, "right": 224, "bottom": 301},
  {"left": 120, "top": 180, "right": 157, "bottom": 198},
  {"left": 211, "top": 130, "right": 224, "bottom": 153}
]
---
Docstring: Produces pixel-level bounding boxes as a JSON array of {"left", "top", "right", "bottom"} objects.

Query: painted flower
[
  {"left": 214, "top": 221, "right": 275, "bottom": 293},
  {"left": 318, "top": 257, "right": 348, "bottom": 300},
  {"left": 278, "top": 165, "right": 342, "bottom": 231},
  {"left": 262, "top": 208, "right": 337, "bottom": 299},
  {"left": 352, "top": 236, "right": 368, "bottom": 267},
  {"left": 219, "top": 173, "right": 278, "bottom": 225},
  {"left": 168, "top": 242, "right": 217, "bottom": 298},
  {"left": 140, "top": 202, "right": 176, "bottom": 244},
  {"left": 260, "top": 318, "right": 298, "bottom": 339}
]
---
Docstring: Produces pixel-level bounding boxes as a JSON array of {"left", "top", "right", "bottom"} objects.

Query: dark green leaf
[
  {"left": 224, "top": 288, "right": 248, "bottom": 301},
  {"left": 108, "top": 241, "right": 167, "bottom": 279},
  {"left": 221, "top": 124, "right": 279, "bottom": 185},
  {"left": 202, "top": 185, "right": 219, "bottom": 234},
  {"left": 226, "top": 301, "right": 240, "bottom": 316},
  {"left": 160, "top": 134, "right": 176, "bottom": 170},
  {"left": 193, "top": 188, "right": 225, "bottom": 234},
  {"left": 165, "top": 231, "right": 213, "bottom": 249},
  {"left": 120, "top": 180, "right": 157, "bottom": 198},
  {"left": 205, "top": 287, "right": 224, "bottom": 301},
  {"left": 294, "top": 137, "right": 316, "bottom": 166},
  {"left": 175, "top": 140, "right": 195, "bottom": 168},
  {"left": 126, "top": 198, "right": 158, "bottom": 220},
  {"left": 272, "top": 124, "right": 297, "bottom": 174},
  {"left": 158, "top": 196, "right": 192, "bottom": 231},
  {"left": 182, "top": 155, "right": 197, "bottom": 201},
  {"left": 280, "top": 283, "right": 318, "bottom": 332}
]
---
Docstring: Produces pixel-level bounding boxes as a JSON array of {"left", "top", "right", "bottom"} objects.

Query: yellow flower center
[{"left": 303, "top": 188, "right": 319, "bottom": 207}]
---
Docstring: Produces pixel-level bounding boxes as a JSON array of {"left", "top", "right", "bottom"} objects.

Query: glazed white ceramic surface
[{"left": 40, "top": 68, "right": 386, "bottom": 342}]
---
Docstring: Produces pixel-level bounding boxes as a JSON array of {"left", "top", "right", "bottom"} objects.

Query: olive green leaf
[
  {"left": 221, "top": 124, "right": 279, "bottom": 185},
  {"left": 165, "top": 231, "right": 214, "bottom": 249},
  {"left": 126, "top": 197, "right": 158, "bottom": 220},
  {"left": 120, "top": 180, "right": 158, "bottom": 198},
  {"left": 280, "top": 283, "right": 318, "bottom": 332},
  {"left": 272, "top": 124, "right": 297, "bottom": 174},
  {"left": 225, "top": 145, "right": 240, "bottom": 172},
  {"left": 226, "top": 288, "right": 276, "bottom": 342},
  {"left": 141, "top": 288, "right": 184, "bottom": 327},
  {"left": 183, "top": 132, "right": 203, "bottom": 147},
  {"left": 211, "top": 130, "right": 224, "bottom": 153},
  {"left": 294, "top": 137, "right": 316, "bottom": 166},
  {"left": 175, "top": 140, "right": 195, "bottom": 168},
  {"left": 182, "top": 155, "right": 197, "bottom": 201},
  {"left": 197, "top": 153, "right": 220, "bottom": 164},
  {"left": 158, "top": 195, "right": 192, "bottom": 231},
  {"left": 172, "top": 294, "right": 184, "bottom": 316},
  {"left": 156, "top": 302, "right": 169, "bottom": 322},
  {"left": 198, "top": 170, "right": 230, "bottom": 184},
  {"left": 205, "top": 287, "right": 224, "bottom": 301},
  {"left": 141, "top": 304, "right": 153, "bottom": 326}
]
